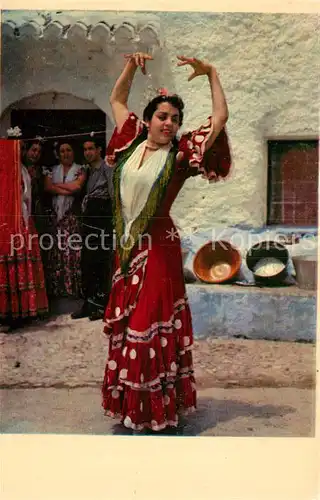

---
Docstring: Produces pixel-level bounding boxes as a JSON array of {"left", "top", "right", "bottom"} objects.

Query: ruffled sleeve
[
  {"left": 178, "top": 117, "right": 231, "bottom": 182},
  {"left": 105, "top": 113, "right": 144, "bottom": 165}
]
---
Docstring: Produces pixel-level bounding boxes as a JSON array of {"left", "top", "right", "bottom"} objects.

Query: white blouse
[
  {"left": 120, "top": 140, "right": 171, "bottom": 241},
  {"left": 47, "top": 163, "right": 83, "bottom": 222}
]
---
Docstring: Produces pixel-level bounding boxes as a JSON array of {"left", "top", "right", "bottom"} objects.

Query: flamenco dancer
[{"left": 102, "top": 52, "right": 231, "bottom": 434}]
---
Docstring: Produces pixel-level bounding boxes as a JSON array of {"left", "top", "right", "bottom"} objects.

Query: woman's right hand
[
  {"left": 124, "top": 52, "right": 153, "bottom": 75},
  {"left": 110, "top": 52, "right": 153, "bottom": 132}
]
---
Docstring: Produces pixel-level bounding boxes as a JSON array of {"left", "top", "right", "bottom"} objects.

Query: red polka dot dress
[{"left": 102, "top": 113, "right": 231, "bottom": 431}]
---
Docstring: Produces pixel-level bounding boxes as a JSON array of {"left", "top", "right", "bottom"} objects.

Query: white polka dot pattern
[
  {"left": 160, "top": 337, "right": 168, "bottom": 347},
  {"left": 124, "top": 415, "right": 132, "bottom": 427},
  {"left": 132, "top": 274, "right": 139, "bottom": 285},
  {"left": 112, "top": 389, "right": 120, "bottom": 399},
  {"left": 174, "top": 319, "right": 182, "bottom": 329},
  {"left": 194, "top": 134, "right": 205, "bottom": 143},
  {"left": 129, "top": 349, "right": 137, "bottom": 359}
]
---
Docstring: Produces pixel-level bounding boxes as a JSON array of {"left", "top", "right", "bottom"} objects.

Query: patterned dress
[
  {"left": 44, "top": 163, "right": 85, "bottom": 298},
  {"left": 102, "top": 113, "right": 231, "bottom": 431},
  {"left": 0, "top": 140, "right": 48, "bottom": 322}
]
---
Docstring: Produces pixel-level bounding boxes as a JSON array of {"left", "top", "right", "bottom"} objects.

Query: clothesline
[{"left": 7, "top": 128, "right": 107, "bottom": 142}]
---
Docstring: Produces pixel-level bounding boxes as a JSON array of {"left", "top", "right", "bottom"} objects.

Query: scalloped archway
[
  {"left": 0, "top": 91, "right": 114, "bottom": 142},
  {"left": 0, "top": 92, "right": 114, "bottom": 165}
]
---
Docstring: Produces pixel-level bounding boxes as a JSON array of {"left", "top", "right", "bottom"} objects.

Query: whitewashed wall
[
  {"left": 0, "top": 12, "right": 166, "bottom": 138},
  {"left": 155, "top": 12, "right": 319, "bottom": 232},
  {"left": 1, "top": 12, "right": 318, "bottom": 232}
]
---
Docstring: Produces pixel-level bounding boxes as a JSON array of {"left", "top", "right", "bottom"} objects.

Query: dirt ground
[
  {"left": 0, "top": 311, "right": 316, "bottom": 437},
  {"left": 0, "top": 312, "right": 315, "bottom": 389}
]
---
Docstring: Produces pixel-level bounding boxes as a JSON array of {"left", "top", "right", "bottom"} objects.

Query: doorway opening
[{"left": 11, "top": 109, "right": 107, "bottom": 165}]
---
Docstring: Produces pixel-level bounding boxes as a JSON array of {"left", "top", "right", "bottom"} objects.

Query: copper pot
[{"left": 193, "top": 240, "right": 242, "bottom": 284}]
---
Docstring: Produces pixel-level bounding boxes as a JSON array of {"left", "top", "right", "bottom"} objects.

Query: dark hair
[
  {"left": 143, "top": 94, "right": 184, "bottom": 126},
  {"left": 21, "top": 139, "right": 43, "bottom": 165},
  {"left": 83, "top": 136, "right": 103, "bottom": 150},
  {"left": 25, "top": 139, "right": 43, "bottom": 152},
  {"left": 55, "top": 139, "right": 76, "bottom": 157}
]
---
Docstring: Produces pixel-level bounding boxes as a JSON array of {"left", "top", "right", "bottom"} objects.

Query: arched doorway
[{"left": 1, "top": 92, "right": 113, "bottom": 165}]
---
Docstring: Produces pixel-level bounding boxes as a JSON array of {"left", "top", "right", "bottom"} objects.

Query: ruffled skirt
[{"left": 102, "top": 224, "right": 196, "bottom": 431}]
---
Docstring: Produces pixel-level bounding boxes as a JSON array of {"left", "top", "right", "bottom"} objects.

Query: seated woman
[
  {"left": 44, "top": 141, "right": 86, "bottom": 298},
  {"left": 101, "top": 53, "right": 231, "bottom": 434},
  {"left": 0, "top": 139, "right": 48, "bottom": 331}
]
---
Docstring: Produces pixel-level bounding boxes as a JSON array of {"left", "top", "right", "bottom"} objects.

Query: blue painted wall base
[{"left": 186, "top": 284, "right": 316, "bottom": 342}]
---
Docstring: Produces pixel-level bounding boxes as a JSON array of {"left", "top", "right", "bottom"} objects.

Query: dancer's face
[
  {"left": 83, "top": 141, "right": 101, "bottom": 165},
  {"left": 146, "top": 102, "right": 180, "bottom": 146},
  {"left": 59, "top": 143, "right": 74, "bottom": 166}
]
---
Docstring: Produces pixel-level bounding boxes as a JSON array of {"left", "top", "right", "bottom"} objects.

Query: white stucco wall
[
  {"left": 1, "top": 37, "right": 126, "bottom": 138},
  {"left": 1, "top": 12, "right": 318, "bottom": 233},
  {"left": 156, "top": 12, "right": 319, "bottom": 232},
  {"left": 1, "top": 11, "right": 169, "bottom": 138}
]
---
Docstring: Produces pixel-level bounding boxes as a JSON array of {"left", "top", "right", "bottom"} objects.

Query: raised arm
[
  {"left": 110, "top": 52, "right": 153, "bottom": 132},
  {"left": 177, "top": 56, "right": 229, "bottom": 151}
]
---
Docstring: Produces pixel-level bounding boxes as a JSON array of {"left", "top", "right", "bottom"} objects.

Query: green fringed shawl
[{"left": 112, "top": 136, "right": 177, "bottom": 274}]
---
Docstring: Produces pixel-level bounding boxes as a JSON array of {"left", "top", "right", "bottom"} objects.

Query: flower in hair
[{"left": 158, "top": 87, "right": 170, "bottom": 97}]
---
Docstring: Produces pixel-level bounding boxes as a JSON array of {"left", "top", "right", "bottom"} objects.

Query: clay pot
[{"left": 193, "top": 240, "right": 242, "bottom": 284}]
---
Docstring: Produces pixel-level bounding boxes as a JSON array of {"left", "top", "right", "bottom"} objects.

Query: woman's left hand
[{"left": 177, "top": 56, "right": 214, "bottom": 81}]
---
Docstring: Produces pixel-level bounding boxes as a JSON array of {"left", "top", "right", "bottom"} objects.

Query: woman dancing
[{"left": 102, "top": 53, "right": 231, "bottom": 434}]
